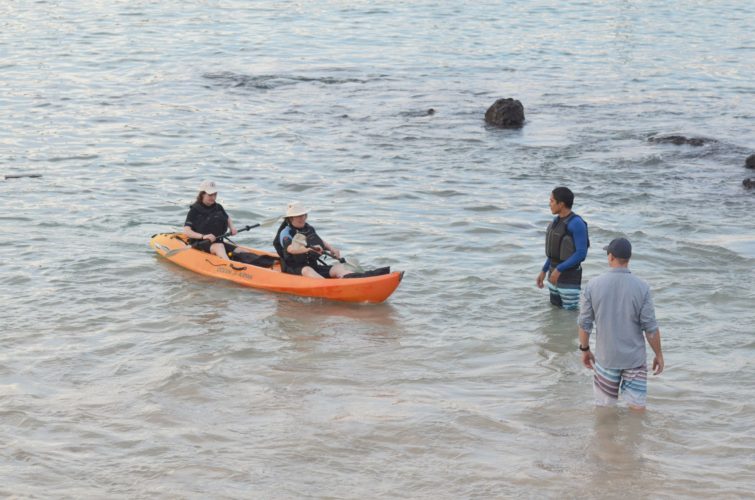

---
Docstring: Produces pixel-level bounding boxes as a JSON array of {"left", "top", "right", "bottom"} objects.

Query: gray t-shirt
[{"left": 577, "top": 267, "right": 659, "bottom": 369}]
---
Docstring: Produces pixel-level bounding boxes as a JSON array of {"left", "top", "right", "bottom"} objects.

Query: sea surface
[{"left": 1, "top": 1, "right": 754, "bottom": 498}]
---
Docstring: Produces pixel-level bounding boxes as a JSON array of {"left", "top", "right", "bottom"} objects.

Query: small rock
[
  {"left": 4, "top": 174, "right": 43, "bottom": 180},
  {"left": 745, "top": 154, "right": 755, "bottom": 169},
  {"left": 744, "top": 178, "right": 755, "bottom": 189},
  {"left": 485, "top": 98, "right": 525, "bottom": 128}
]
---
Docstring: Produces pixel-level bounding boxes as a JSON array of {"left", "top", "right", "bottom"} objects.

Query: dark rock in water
[
  {"left": 745, "top": 154, "right": 755, "bottom": 169},
  {"left": 400, "top": 108, "right": 437, "bottom": 118},
  {"left": 648, "top": 135, "right": 714, "bottom": 146},
  {"left": 5, "top": 174, "right": 43, "bottom": 180},
  {"left": 744, "top": 178, "right": 755, "bottom": 189},
  {"left": 485, "top": 98, "right": 525, "bottom": 128}
]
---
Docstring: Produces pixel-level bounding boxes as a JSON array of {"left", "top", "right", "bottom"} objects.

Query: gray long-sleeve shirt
[{"left": 577, "top": 267, "right": 659, "bottom": 369}]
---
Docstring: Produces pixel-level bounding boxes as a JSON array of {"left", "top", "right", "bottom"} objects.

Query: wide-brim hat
[
  {"left": 285, "top": 201, "right": 309, "bottom": 217},
  {"left": 199, "top": 180, "right": 218, "bottom": 194}
]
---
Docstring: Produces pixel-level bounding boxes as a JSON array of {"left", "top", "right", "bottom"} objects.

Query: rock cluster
[
  {"left": 648, "top": 135, "right": 714, "bottom": 146},
  {"left": 743, "top": 154, "right": 755, "bottom": 191}
]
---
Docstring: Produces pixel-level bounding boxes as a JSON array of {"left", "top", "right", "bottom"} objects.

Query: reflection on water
[
  {"left": 274, "top": 297, "right": 401, "bottom": 328},
  {"left": 269, "top": 296, "right": 405, "bottom": 352},
  {"left": 537, "top": 307, "right": 580, "bottom": 356},
  {"left": 585, "top": 408, "right": 649, "bottom": 496}
]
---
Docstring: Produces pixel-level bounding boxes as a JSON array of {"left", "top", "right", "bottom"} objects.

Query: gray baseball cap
[{"left": 603, "top": 237, "right": 632, "bottom": 259}]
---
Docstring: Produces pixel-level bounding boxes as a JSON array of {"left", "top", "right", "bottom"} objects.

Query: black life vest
[
  {"left": 185, "top": 202, "right": 228, "bottom": 237},
  {"left": 273, "top": 221, "right": 325, "bottom": 271},
  {"left": 545, "top": 212, "right": 588, "bottom": 264}
]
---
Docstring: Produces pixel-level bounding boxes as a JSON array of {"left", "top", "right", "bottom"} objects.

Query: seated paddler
[
  {"left": 273, "top": 202, "right": 353, "bottom": 279},
  {"left": 182, "top": 180, "right": 252, "bottom": 261}
]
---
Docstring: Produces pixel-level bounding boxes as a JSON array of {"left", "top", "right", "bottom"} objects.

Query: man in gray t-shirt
[{"left": 577, "top": 237, "right": 664, "bottom": 410}]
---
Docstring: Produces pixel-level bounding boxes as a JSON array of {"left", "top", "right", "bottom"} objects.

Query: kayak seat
[{"left": 230, "top": 250, "right": 278, "bottom": 268}]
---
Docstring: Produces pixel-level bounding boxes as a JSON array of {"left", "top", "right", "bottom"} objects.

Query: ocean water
[{"left": 1, "top": 1, "right": 754, "bottom": 497}]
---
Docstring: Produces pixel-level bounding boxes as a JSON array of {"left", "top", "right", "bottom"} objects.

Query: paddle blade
[
  {"left": 165, "top": 245, "right": 192, "bottom": 258},
  {"left": 342, "top": 256, "right": 364, "bottom": 273},
  {"left": 258, "top": 215, "right": 283, "bottom": 227}
]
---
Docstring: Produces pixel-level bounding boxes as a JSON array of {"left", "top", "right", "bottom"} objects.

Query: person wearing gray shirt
[{"left": 577, "top": 237, "right": 664, "bottom": 410}]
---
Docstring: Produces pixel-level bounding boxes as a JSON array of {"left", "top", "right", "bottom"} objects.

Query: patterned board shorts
[
  {"left": 546, "top": 266, "right": 582, "bottom": 310},
  {"left": 593, "top": 360, "right": 648, "bottom": 408},
  {"left": 546, "top": 281, "right": 581, "bottom": 310}
]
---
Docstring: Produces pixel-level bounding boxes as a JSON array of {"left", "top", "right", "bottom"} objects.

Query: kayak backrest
[{"left": 272, "top": 221, "right": 289, "bottom": 272}]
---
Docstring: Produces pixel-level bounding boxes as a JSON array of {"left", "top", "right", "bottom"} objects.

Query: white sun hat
[
  {"left": 285, "top": 201, "right": 309, "bottom": 217},
  {"left": 198, "top": 180, "right": 218, "bottom": 194}
]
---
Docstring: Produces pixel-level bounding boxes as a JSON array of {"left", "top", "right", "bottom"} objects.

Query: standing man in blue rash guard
[{"left": 536, "top": 186, "right": 589, "bottom": 310}]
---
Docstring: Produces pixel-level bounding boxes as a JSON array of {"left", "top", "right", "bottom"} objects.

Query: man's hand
[
  {"left": 652, "top": 355, "right": 664, "bottom": 375},
  {"left": 548, "top": 268, "right": 561, "bottom": 286},
  {"left": 582, "top": 350, "right": 595, "bottom": 370},
  {"left": 536, "top": 271, "right": 546, "bottom": 289},
  {"left": 646, "top": 329, "right": 664, "bottom": 375}
]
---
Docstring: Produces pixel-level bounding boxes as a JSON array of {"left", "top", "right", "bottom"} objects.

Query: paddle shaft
[
  {"left": 320, "top": 249, "right": 363, "bottom": 272},
  {"left": 211, "top": 223, "right": 259, "bottom": 243},
  {"left": 165, "top": 216, "right": 280, "bottom": 258},
  {"left": 165, "top": 227, "right": 251, "bottom": 257},
  {"left": 320, "top": 248, "right": 345, "bottom": 263}
]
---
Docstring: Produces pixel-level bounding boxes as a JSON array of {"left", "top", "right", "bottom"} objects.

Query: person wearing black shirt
[
  {"left": 273, "top": 202, "right": 351, "bottom": 279},
  {"left": 182, "top": 180, "right": 238, "bottom": 260}
]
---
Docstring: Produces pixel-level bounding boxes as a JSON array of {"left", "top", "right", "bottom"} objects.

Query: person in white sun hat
[
  {"left": 272, "top": 202, "right": 352, "bottom": 279},
  {"left": 182, "top": 180, "right": 238, "bottom": 260}
]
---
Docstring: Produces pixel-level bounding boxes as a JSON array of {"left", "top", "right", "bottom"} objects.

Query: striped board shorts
[
  {"left": 546, "top": 281, "right": 581, "bottom": 310},
  {"left": 593, "top": 360, "right": 648, "bottom": 408},
  {"left": 546, "top": 266, "right": 582, "bottom": 310}
]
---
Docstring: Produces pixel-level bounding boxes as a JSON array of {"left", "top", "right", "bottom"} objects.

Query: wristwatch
[{"left": 579, "top": 344, "right": 590, "bottom": 352}]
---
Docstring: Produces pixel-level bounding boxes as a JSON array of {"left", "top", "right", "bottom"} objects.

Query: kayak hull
[{"left": 149, "top": 233, "right": 403, "bottom": 303}]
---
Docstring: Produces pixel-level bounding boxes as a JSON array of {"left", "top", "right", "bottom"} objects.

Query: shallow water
[{"left": 2, "top": 1, "right": 754, "bottom": 497}]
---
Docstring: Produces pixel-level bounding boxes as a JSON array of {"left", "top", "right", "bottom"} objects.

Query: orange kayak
[{"left": 149, "top": 233, "right": 403, "bottom": 303}]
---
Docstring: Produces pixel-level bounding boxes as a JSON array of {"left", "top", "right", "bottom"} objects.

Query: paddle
[
  {"left": 165, "top": 215, "right": 281, "bottom": 257},
  {"left": 290, "top": 233, "right": 364, "bottom": 272},
  {"left": 321, "top": 249, "right": 364, "bottom": 273}
]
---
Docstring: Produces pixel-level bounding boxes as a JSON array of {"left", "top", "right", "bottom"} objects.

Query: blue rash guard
[{"left": 542, "top": 214, "right": 589, "bottom": 273}]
